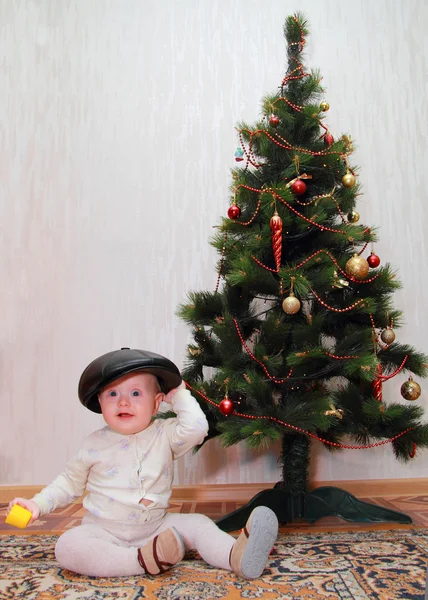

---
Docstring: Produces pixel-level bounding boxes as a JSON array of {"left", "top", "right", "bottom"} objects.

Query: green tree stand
[{"left": 216, "top": 433, "right": 411, "bottom": 531}]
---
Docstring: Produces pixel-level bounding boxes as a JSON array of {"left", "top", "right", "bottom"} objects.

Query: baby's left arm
[
  {"left": 162, "top": 381, "right": 186, "bottom": 404},
  {"left": 163, "top": 384, "right": 209, "bottom": 457}
]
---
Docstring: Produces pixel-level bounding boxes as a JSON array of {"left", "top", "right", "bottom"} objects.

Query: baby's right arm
[
  {"left": 31, "top": 447, "right": 90, "bottom": 516},
  {"left": 6, "top": 497, "right": 40, "bottom": 523},
  {"left": 8, "top": 444, "right": 91, "bottom": 519}
]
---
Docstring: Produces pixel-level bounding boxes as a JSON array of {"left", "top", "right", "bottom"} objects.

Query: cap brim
[{"left": 78, "top": 349, "right": 182, "bottom": 414}]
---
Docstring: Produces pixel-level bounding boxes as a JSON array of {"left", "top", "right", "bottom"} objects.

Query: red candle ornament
[
  {"left": 269, "top": 211, "right": 283, "bottom": 271},
  {"left": 372, "top": 363, "right": 383, "bottom": 402}
]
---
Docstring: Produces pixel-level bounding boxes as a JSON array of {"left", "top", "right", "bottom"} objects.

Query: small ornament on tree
[
  {"left": 372, "top": 363, "right": 383, "bottom": 402},
  {"left": 188, "top": 345, "right": 201, "bottom": 356},
  {"left": 341, "top": 134, "right": 355, "bottom": 153},
  {"left": 219, "top": 396, "right": 234, "bottom": 416},
  {"left": 324, "top": 133, "right": 334, "bottom": 146},
  {"left": 332, "top": 270, "right": 349, "bottom": 289},
  {"left": 270, "top": 210, "right": 283, "bottom": 271},
  {"left": 347, "top": 210, "right": 360, "bottom": 223},
  {"left": 234, "top": 148, "right": 244, "bottom": 162},
  {"left": 320, "top": 101, "right": 330, "bottom": 112},
  {"left": 324, "top": 405, "right": 344, "bottom": 419},
  {"left": 227, "top": 203, "right": 241, "bottom": 220},
  {"left": 367, "top": 251, "right": 381, "bottom": 268},
  {"left": 282, "top": 277, "right": 301, "bottom": 314},
  {"left": 269, "top": 114, "right": 280, "bottom": 127},
  {"left": 400, "top": 377, "right": 422, "bottom": 401},
  {"left": 345, "top": 253, "right": 369, "bottom": 279},
  {"left": 409, "top": 442, "right": 417, "bottom": 458},
  {"left": 291, "top": 179, "right": 307, "bottom": 196},
  {"left": 342, "top": 171, "right": 356, "bottom": 188},
  {"left": 380, "top": 327, "right": 395, "bottom": 344}
]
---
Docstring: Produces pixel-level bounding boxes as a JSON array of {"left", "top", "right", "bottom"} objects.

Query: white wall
[{"left": 1, "top": 0, "right": 427, "bottom": 487}]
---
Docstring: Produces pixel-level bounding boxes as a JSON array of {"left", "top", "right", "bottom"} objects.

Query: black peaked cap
[{"left": 78, "top": 348, "right": 182, "bottom": 414}]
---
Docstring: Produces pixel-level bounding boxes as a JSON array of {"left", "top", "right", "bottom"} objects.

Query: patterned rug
[{"left": 0, "top": 529, "right": 427, "bottom": 599}]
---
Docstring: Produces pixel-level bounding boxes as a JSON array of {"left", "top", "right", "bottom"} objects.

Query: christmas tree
[{"left": 177, "top": 13, "right": 428, "bottom": 529}]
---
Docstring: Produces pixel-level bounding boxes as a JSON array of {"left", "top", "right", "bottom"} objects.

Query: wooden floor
[{"left": 1, "top": 494, "right": 427, "bottom": 535}]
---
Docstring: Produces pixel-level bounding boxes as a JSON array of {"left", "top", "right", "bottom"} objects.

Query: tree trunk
[{"left": 277, "top": 432, "right": 310, "bottom": 494}]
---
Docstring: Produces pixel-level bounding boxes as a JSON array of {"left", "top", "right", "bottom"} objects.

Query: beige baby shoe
[
  {"left": 138, "top": 527, "right": 185, "bottom": 575},
  {"left": 230, "top": 505, "right": 278, "bottom": 579}
]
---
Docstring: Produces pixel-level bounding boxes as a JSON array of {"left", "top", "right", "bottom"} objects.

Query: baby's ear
[{"left": 153, "top": 392, "right": 164, "bottom": 414}]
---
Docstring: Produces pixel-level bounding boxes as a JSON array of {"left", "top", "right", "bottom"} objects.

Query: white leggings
[{"left": 55, "top": 512, "right": 236, "bottom": 577}]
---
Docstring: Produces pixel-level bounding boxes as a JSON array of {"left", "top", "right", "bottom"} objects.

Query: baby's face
[{"left": 98, "top": 372, "right": 163, "bottom": 435}]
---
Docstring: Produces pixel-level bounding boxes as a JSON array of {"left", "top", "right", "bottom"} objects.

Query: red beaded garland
[
  {"left": 215, "top": 232, "right": 228, "bottom": 293},
  {"left": 238, "top": 131, "right": 263, "bottom": 169},
  {"left": 271, "top": 189, "right": 348, "bottom": 234},
  {"left": 272, "top": 96, "right": 304, "bottom": 113},
  {"left": 311, "top": 288, "right": 365, "bottom": 313},
  {"left": 251, "top": 255, "right": 280, "bottom": 273},
  {"left": 233, "top": 318, "right": 293, "bottom": 383},
  {"left": 379, "top": 356, "right": 407, "bottom": 380},
  {"left": 325, "top": 351, "right": 359, "bottom": 359},
  {"left": 184, "top": 382, "right": 413, "bottom": 451},
  {"left": 250, "top": 128, "right": 343, "bottom": 157},
  {"left": 227, "top": 205, "right": 241, "bottom": 220},
  {"left": 232, "top": 184, "right": 366, "bottom": 238},
  {"left": 294, "top": 191, "right": 332, "bottom": 207}
]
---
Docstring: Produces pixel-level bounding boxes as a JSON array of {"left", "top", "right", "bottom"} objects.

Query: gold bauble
[
  {"left": 342, "top": 173, "right": 356, "bottom": 188},
  {"left": 347, "top": 210, "right": 360, "bottom": 223},
  {"left": 320, "top": 101, "right": 330, "bottom": 112},
  {"left": 345, "top": 253, "right": 369, "bottom": 279},
  {"left": 400, "top": 377, "right": 421, "bottom": 401},
  {"left": 282, "top": 292, "right": 301, "bottom": 315},
  {"left": 380, "top": 328, "right": 396, "bottom": 344}
]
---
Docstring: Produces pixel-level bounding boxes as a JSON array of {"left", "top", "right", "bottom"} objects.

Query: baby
[{"left": 6, "top": 348, "right": 278, "bottom": 579}]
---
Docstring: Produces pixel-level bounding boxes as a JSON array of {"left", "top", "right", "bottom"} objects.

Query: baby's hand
[
  {"left": 7, "top": 498, "right": 40, "bottom": 523},
  {"left": 163, "top": 381, "right": 186, "bottom": 404}
]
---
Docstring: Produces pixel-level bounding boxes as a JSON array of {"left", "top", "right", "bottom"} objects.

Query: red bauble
[
  {"left": 219, "top": 397, "right": 234, "bottom": 416},
  {"left": 324, "top": 133, "right": 334, "bottom": 146},
  {"left": 269, "top": 114, "right": 280, "bottom": 127},
  {"left": 367, "top": 252, "right": 380, "bottom": 268},
  {"left": 291, "top": 179, "right": 307, "bottom": 195},
  {"left": 227, "top": 205, "right": 241, "bottom": 220}
]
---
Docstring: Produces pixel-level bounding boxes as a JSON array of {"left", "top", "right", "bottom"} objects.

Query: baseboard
[
  {"left": 0, "top": 478, "right": 427, "bottom": 504},
  {"left": 170, "top": 478, "right": 428, "bottom": 501}
]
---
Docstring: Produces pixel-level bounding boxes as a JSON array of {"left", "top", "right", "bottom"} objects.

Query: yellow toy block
[{"left": 5, "top": 504, "right": 32, "bottom": 528}]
